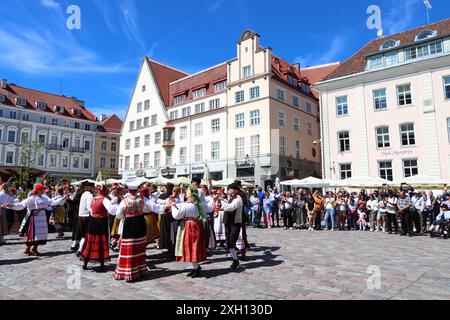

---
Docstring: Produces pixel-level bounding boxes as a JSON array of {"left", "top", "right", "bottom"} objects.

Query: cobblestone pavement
[{"left": 1, "top": 227, "right": 450, "bottom": 300}]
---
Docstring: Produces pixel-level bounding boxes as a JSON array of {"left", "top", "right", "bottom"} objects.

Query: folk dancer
[
  {"left": 80, "top": 184, "right": 114, "bottom": 272},
  {"left": 215, "top": 184, "right": 244, "bottom": 271},
  {"left": 170, "top": 186, "right": 207, "bottom": 278},
  {"left": 114, "top": 179, "right": 167, "bottom": 282},
  {"left": 73, "top": 182, "right": 95, "bottom": 255},
  {"left": 3, "top": 183, "right": 66, "bottom": 256}
]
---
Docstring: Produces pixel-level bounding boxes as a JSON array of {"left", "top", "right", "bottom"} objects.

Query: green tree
[{"left": 19, "top": 141, "right": 44, "bottom": 186}]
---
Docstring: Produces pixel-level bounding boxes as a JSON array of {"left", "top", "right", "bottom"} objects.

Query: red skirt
[
  {"left": 81, "top": 217, "right": 110, "bottom": 263},
  {"left": 177, "top": 219, "right": 206, "bottom": 263},
  {"left": 114, "top": 236, "right": 148, "bottom": 281}
]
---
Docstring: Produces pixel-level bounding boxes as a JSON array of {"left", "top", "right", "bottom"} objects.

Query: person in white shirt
[
  {"left": 413, "top": 192, "right": 425, "bottom": 233},
  {"left": 169, "top": 186, "right": 207, "bottom": 278},
  {"left": 4, "top": 183, "right": 66, "bottom": 256},
  {"left": 72, "top": 182, "right": 95, "bottom": 254},
  {"left": 282, "top": 192, "right": 294, "bottom": 230},
  {"left": 386, "top": 191, "right": 399, "bottom": 234},
  {"left": 0, "top": 184, "right": 16, "bottom": 245},
  {"left": 367, "top": 195, "right": 378, "bottom": 231},
  {"left": 215, "top": 183, "right": 243, "bottom": 271}
]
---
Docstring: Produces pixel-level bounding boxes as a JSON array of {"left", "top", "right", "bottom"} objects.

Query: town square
[{"left": 1, "top": 0, "right": 450, "bottom": 303}]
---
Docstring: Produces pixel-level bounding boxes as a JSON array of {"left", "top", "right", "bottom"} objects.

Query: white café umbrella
[
  {"left": 212, "top": 179, "right": 253, "bottom": 188},
  {"left": 280, "top": 179, "right": 303, "bottom": 186},
  {"left": 173, "top": 176, "right": 191, "bottom": 187},
  {"left": 70, "top": 179, "right": 96, "bottom": 186},
  {"left": 335, "top": 176, "right": 391, "bottom": 188},
  {"left": 281, "top": 177, "right": 332, "bottom": 188},
  {"left": 148, "top": 176, "right": 172, "bottom": 187}
]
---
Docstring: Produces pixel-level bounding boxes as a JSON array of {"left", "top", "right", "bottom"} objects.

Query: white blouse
[
  {"left": 171, "top": 202, "right": 199, "bottom": 221},
  {"left": 10, "top": 195, "right": 66, "bottom": 212}
]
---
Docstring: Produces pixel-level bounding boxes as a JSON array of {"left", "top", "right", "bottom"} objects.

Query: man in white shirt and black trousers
[
  {"left": 215, "top": 183, "right": 243, "bottom": 271},
  {"left": 72, "top": 182, "right": 94, "bottom": 254}
]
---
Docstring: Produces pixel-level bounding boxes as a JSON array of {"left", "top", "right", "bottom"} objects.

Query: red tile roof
[
  {"left": 323, "top": 18, "right": 450, "bottom": 81},
  {"left": 301, "top": 63, "right": 341, "bottom": 98},
  {"left": 168, "top": 63, "right": 227, "bottom": 107},
  {"left": 98, "top": 114, "right": 123, "bottom": 133},
  {"left": 147, "top": 58, "right": 188, "bottom": 107},
  {"left": 0, "top": 82, "right": 97, "bottom": 121},
  {"left": 271, "top": 54, "right": 317, "bottom": 100}
]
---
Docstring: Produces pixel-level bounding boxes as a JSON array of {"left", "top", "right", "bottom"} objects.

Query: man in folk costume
[
  {"left": 80, "top": 184, "right": 114, "bottom": 272},
  {"left": 4, "top": 183, "right": 66, "bottom": 255},
  {"left": 215, "top": 183, "right": 244, "bottom": 271},
  {"left": 70, "top": 183, "right": 88, "bottom": 251},
  {"left": 0, "top": 182, "right": 15, "bottom": 245},
  {"left": 158, "top": 182, "right": 176, "bottom": 256},
  {"left": 201, "top": 184, "right": 216, "bottom": 253},
  {"left": 114, "top": 179, "right": 167, "bottom": 282},
  {"left": 73, "top": 182, "right": 95, "bottom": 256},
  {"left": 233, "top": 181, "right": 250, "bottom": 260},
  {"left": 170, "top": 186, "right": 207, "bottom": 278}
]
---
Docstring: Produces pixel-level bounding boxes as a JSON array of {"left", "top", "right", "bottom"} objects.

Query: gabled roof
[
  {"left": 271, "top": 54, "right": 317, "bottom": 100},
  {"left": 98, "top": 114, "right": 123, "bottom": 133},
  {"left": 0, "top": 82, "right": 96, "bottom": 121},
  {"left": 323, "top": 18, "right": 450, "bottom": 81},
  {"left": 146, "top": 58, "right": 188, "bottom": 107},
  {"left": 168, "top": 63, "right": 227, "bottom": 107}
]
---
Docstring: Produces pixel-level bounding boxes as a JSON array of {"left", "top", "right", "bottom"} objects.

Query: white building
[
  {"left": 0, "top": 80, "right": 98, "bottom": 180},
  {"left": 120, "top": 30, "right": 322, "bottom": 189},
  {"left": 315, "top": 19, "right": 450, "bottom": 182}
]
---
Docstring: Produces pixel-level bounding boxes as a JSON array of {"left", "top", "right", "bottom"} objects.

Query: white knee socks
[{"left": 229, "top": 248, "right": 238, "bottom": 261}]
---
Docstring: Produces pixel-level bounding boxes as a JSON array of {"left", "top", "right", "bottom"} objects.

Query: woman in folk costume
[
  {"left": 114, "top": 179, "right": 167, "bottom": 282},
  {"left": 213, "top": 188, "right": 227, "bottom": 247},
  {"left": 140, "top": 183, "right": 160, "bottom": 245},
  {"left": 4, "top": 183, "right": 66, "bottom": 256},
  {"left": 80, "top": 184, "right": 114, "bottom": 272},
  {"left": 170, "top": 186, "right": 207, "bottom": 278}
]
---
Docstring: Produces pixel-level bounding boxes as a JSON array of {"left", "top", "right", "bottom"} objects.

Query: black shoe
[
  {"left": 71, "top": 244, "right": 79, "bottom": 251},
  {"left": 408, "top": 233, "right": 413, "bottom": 237},
  {"left": 98, "top": 266, "right": 107, "bottom": 273},
  {"left": 230, "top": 260, "right": 240, "bottom": 271},
  {"left": 82, "top": 264, "right": 88, "bottom": 270},
  {"left": 188, "top": 266, "right": 202, "bottom": 278}
]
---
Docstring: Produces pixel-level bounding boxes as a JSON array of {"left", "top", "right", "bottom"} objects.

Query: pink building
[{"left": 315, "top": 18, "right": 450, "bottom": 182}]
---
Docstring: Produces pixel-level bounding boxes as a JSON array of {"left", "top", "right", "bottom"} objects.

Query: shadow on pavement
[{"left": 0, "top": 257, "right": 37, "bottom": 266}]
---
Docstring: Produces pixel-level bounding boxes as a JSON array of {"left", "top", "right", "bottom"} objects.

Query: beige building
[
  {"left": 95, "top": 114, "right": 122, "bottom": 179},
  {"left": 120, "top": 30, "right": 322, "bottom": 189}
]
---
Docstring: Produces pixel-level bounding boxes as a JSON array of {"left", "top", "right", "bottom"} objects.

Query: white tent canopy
[
  {"left": 281, "top": 177, "right": 332, "bottom": 188},
  {"left": 212, "top": 179, "right": 253, "bottom": 188},
  {"left": 393, "top": 174, "right": 449, "bottom": 188},
  {"left": 334, "top": 176, "right": 391, "bottom": 188}
]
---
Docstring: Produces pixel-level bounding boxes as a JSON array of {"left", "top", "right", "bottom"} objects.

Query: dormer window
[
  {"left": 72, "top": 108, "right": 82, "bottom": 116},
  {"left": 16, "top": 97, "right": 27, "bottom": 107},
  {"left": 36, "top": 101, "right": 47, "bottom": 110},
  {"left": 415, "top": 29, "right": 437, "bottom": 41},
  {"left": 0, "top": 94, "right": 5, "bottom": 103},
  {"left": 174, "top": 94, "right": 185, "bottom": 105},
  {"left": 380, "top": 40, "right": 400, "bottom": 51},
  {"left": 55, "top": 105, "right": 65, "bottom": 113},
  {"left": 288, "top": 75, "right": 297, "bottom": 87},
  {"left": 214, "top": 81, "right": 226, "bottom": 92},
  {"left": 192, "top": 88, "right": 206, "bottom": 100}
]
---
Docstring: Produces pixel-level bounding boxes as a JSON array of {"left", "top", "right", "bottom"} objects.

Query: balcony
[
  {"left": 47, "top": 144, "right": 63, "bottom": 151},
  {"left": 162, "top": 125, "right": 175, "bottom": 150},
  {"left": 70, "top": 147, "right": 86, "bottom": 153}
]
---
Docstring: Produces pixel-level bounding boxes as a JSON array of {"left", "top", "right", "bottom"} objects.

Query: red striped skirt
[
  {"left": 114, "top": 236, "right": 148, "bottom": 281},
  {"left": 177, "top": 219, "right": 206, "bottom": 263},
  {"left": 81, "top": 217, "right": 110, "bottom": 263}
]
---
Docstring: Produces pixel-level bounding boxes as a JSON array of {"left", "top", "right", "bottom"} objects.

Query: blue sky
[{"left": 0, "top": 0, "right": 449, "bottom": 120}]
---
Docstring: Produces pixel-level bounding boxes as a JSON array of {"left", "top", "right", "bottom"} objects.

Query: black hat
[
  {"left": 85, "top": 182, "right": 95, "bottom": 187},
  {"left": 228, "top": 183, "right": 240, "bottom": 190},
  {"left": 191, "top": 177, "right": 201, "bottom": 185},
  {"left": 234, "top": 180, "right": 242, "bottom": 187},
  {"left": 441, "top": 204, "right": 449, "bottom": 210}
]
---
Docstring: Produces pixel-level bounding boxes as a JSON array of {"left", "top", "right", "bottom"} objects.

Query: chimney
[
  {"left": 292, "top": 63, "right": 301, "bottom": 73},
  {"left": 0, "top": 79, "right": 7, "bottom": 89},
  {"left": 100, "top": 114, "right": 108, "bottom": 121}
]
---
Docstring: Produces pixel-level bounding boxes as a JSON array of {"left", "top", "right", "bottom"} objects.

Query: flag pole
[{"left": 426, "top": 7, "right": 430, "bottom": 24}]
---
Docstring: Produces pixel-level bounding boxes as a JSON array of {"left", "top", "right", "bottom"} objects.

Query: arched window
[
  {"left": 415, "top": 29, "right": 436, "bottom": 41},
  {"left": 380, "top": 39, "right": 399, "bottom": 50}
]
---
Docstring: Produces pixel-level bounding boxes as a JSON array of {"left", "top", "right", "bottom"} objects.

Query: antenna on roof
[{"left": 59, "top": 81, "right": 65, "bottom": 96}]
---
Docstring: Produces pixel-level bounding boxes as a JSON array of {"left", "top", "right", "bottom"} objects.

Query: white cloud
[
  {"left": 40, "top": 0, "right": 60, "bottom": 9},
  {"left": 208, "top": 0, "right": 225, "bottom": 13},
  {"left": 0, "top": 26, "right": 135, "bottom": 75},
  {"left": 295, "top": 34, "right": 346, "bottom": 67},
  {"left": 92, "top": 0, "right": 117, "bottom": 34},
  {"left": 383, "top": 0, "right": 421, "bottom": 35},
  {"left": 120, "top": 0, "right": 146, "bottom": 51}
]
